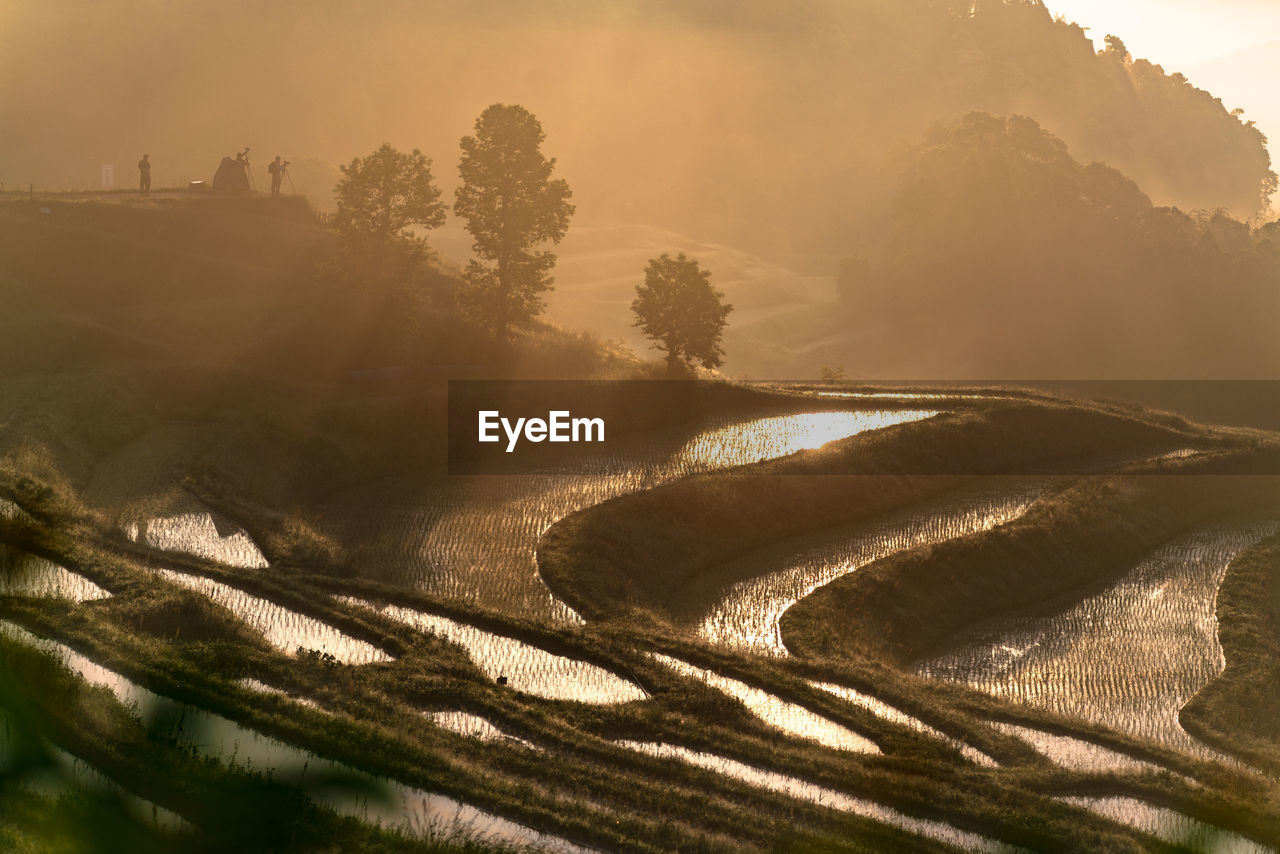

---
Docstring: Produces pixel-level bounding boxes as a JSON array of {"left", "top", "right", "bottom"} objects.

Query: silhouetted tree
[
  {"left": 332, "top": 143, "right": 446, "bottom": 283},
  {"left": 1102, "top": 34, "right": 1131, "bottom": 64},
  {"left": 632, "top": 253, "right": 732, "bottom": 375},
  {"left": 454, "top": 104, "right": 574, "bottom": 342}
]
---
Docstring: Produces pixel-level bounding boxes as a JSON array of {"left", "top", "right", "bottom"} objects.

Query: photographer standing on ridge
[
  {"left": 267, "top": 155, "right": 287, "bottom": 197},
  {"left": 137, "top": 153, "right": 151, "bottom": 196}
]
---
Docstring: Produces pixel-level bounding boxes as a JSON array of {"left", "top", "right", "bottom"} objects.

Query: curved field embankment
[
  {"left": 778, "top": 449, "right": 1280, "bottom": 666},
  {"left": 1181, "top": 531, "right": 1280, "bottom": 772},
  {"left": 538, "top": 399, "right": 1216, "bottom": 623}
]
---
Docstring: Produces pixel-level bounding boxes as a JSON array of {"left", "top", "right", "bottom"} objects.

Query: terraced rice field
[
  {"left": 351, "top": 599, "right": 648, "bottom": 704},
  {"left": 0, "top": 544, "right": 109, "bottom": 602},
  {"left": 698, "top": 480, "right": 1045, "bottom": 655},
  {"left": 618, "top": 740, "right": 1020, "bottom": 852},
  {"left": 336, "top": 408, "right": 936, "bottom": 622},
  {"left": 650, "top": 653, "right": 881, "bottom": 754},
  {"left": 1060, "top": 797, "right": 1272, "bottom": 854},
  {"left": 915, "top": 523, "right": 1280, "bottom": 759},
  {"left": 157, "top": 569, "right": 392, "bottom": 665},
  {"left": 4, "top": 391, "right": 1277, "bottom": 852},
  {"left": 0, "top": 620, "right": 587, "bottom": 853}
]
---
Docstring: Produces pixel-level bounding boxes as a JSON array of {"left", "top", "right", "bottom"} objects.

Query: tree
[
  {"left": 631, "top": 253, "right": 732, "bottom": 375},
  {"left": 1102, "top": 34, "right": 1130, "bottom": 64},
  {"left": 332, "top": 143, "right": 446, "bottom": 283},
  {"left": 454, "top": 104, "right": 574, "bottom": 342}
]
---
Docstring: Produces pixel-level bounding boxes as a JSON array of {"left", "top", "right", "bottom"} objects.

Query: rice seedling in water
[
  {"left": 650, "top": 653, "right": 880, "bottom": 753},
  {"left": 237, "top": 678, "right": 321, "bottom": 710},
  {"left": 360, "top": 409, "right": 936, "bottom": 623},
  {"left": 156, "top": 569, "right": 392, "bottom": 665},
  {"left": 618, "top": 740, "right": 1021, "bottom": 852},
  {"left": 916, "top": 523, "right": 1280, "bottom": 760},
  {"left": 425, "top": 710, "right": 509, "bottom": 742},
  {"left": 424, "top": 711, "right": 539, "bottom": 752},
  {"left": 699, "top": 480, "right": 1044, "bottom": 655},
  {"left": 0, "top": 544, "right": 110, "bottom": 602},
  {"left": 1060, "top": 796, "right": 1273, "bottom": 854},
  {"left": 125, "top": 512, "right": 270, "bottom": 569},
  {"left": 989, "top": 722, "right": 1169, "bottom": 776},
  {"left": 350, "top": 600, "right": 647, "bottom": 704},
  {"left": 811, "top": 681, "right": 998, "bottom": 766}
]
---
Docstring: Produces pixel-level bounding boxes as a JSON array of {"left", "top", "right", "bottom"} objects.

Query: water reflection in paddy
[
  {"left": 651, "top": 653, "right": 880, "bottom": 753},
  {"left": 0, "top": 544, "right": 110, "bottom": 602},
  {"left": 812, "top": 681, "right": 998, "bottom": 766},
  {"left": 699, "top": 480, "right": 1044, "bottom": 655},
  {"left": 916, "top": 523, "right": 1280, "bottom": 759},
  {"left": 619, "top": 741, "right": 1020, "bottom": 852},
  {"left": 238, "top": 677, "right": 320, "bottom": 709},
  {"left": 157, "top": 570, "right": 392, "bottom": 666},
  {"left": 990, "top": 722, "right": 1166, "bottom": 776},
  {"left": 0, "top": 715, "right": 192, "bottom": 834},
  {"left": 348, "top": 408, "right": 937, "bottom": 623},
  {"left": 351, "top": 600, "right": 647, "bottom": 704},
  {"left": 0, "top": 621, "right": 589, "bottom": 853},
  {"left": 1061, "top": 796, "right": 1272, "bottom": 854},
  {"left": 426, "top": 711, "right": 539, "bottom": 751},
  {"left": 125, "top": 512, "right": 269, "bottom": 569},
  {"left": 427, "top": 710, "right": 508, "bottom": 741}
]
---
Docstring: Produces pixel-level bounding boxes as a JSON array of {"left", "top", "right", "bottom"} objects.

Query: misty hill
[
  {"left": 1189, "top": 42, "right": 1280, "bottom": 166},
  {"left": 2, "top": 0, "right": 1271, "bottom": 262},
  {"left": 744, "top": 113, "right": 1280, "bottom": 379}
]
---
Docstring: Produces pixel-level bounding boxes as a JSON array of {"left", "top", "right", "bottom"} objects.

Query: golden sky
[{"left": 1045, "top": 0, "right": 1280, "bottom": 68}]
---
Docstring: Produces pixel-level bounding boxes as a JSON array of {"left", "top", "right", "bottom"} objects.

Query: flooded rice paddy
[
  {"left": 915, "top": 522, "right": 1280, "bottom": 759},
  {"left": 16, "top": 397, "right": 1273, "bottom": 849},
  {"left": 125, "top": 512, "right": 269, "bottom": 569},
  {"left": 350, "top": 599, "right": 647, "bottom": 704},
  {"left": 0, "top": 620, "right": 588, "bottom": 852},
  {"left": 0, "top": 544, "right": 110, "bottom": 602},
  {"left": 333, "top": 408, "right": 937, "bottom": 623},
  {"left": 812, "top": 681, "right": 998, "bottom": 766},
  {"left": 990, "top": 722, "right": 1167, "bottom": 776},
  {"left": 698, "top": 479, "right": 1045, "bottom": 655},
  {"left": 425, "top": 711, "right": 528, "bottom": 746},
  {"left": 1060, "top": 796, "right": 1273, "bottom": 854},
  {"left": 156, "top": 570, "right": 392, "bottom": 666},
  {"left": 0, "top": 715, "right": 192, "bottom": 834},
  {"left": 651, "top": 653, "right": 880, "bottom": 753},
  {"left": 238, "top": 677, "right": 320, "bottom": 709},
  {"left": 619, "top": 740, "right": 1020, "bottom": 852}
]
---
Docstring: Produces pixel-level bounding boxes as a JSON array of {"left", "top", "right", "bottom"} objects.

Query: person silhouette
[
  {"left": 268, "top": 155, "right": 285, "bottom": 197},
  {"left": 138, "top": 154, "right": 151, "bottom": 196}
]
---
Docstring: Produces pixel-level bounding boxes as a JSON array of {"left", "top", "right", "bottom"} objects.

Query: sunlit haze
[{"left": 1045, "top": 0, "right": 1280, "bottom": 68}]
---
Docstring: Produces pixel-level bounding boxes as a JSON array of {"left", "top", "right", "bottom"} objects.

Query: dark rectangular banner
[{"left": 447, "top": 380, "right": 1280, "bottom": 476}]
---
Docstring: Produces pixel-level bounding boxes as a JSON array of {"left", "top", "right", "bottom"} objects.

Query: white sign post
[{"left": 101, "top": 164, "right": 114, "bottom": 188}]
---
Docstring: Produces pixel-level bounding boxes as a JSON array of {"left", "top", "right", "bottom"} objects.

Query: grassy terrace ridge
[
  {"left": 1182, "top": 531, "right": 1280, "bottom": 773},
  {"left": 537, "top": 397, "right": 1222, "bottom": 622}
]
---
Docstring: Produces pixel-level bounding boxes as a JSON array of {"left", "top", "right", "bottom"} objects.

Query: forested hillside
[{"left": 2, "top": 0, "right": 1271, "bottom": 258}]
